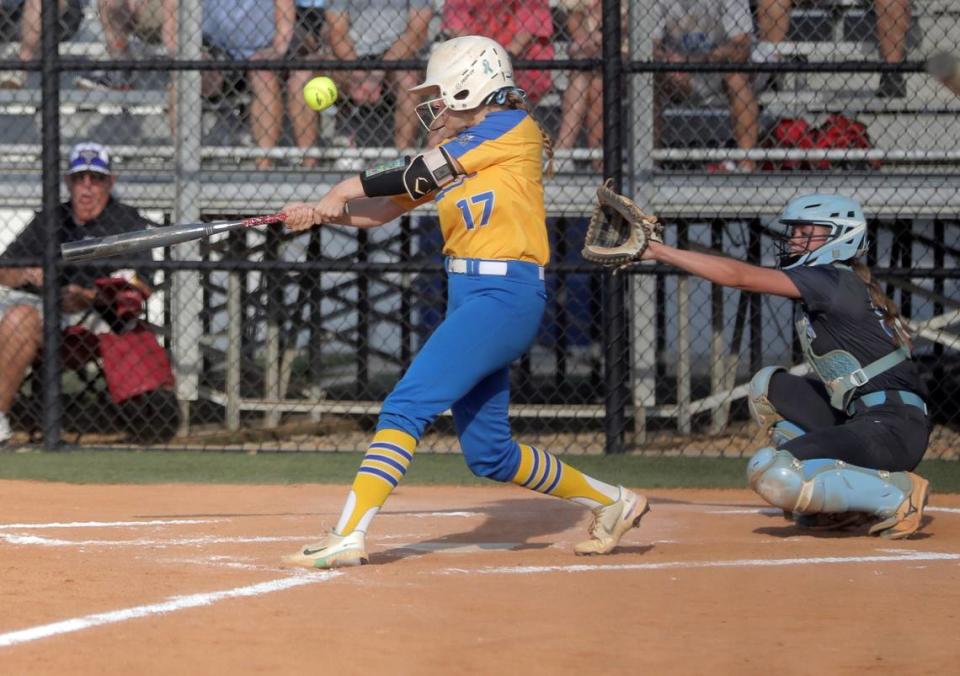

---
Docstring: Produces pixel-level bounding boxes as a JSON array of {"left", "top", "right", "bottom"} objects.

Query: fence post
[
  {"left": 40, "top": 0, "right": 62, "bottom": 449},
  {"left": 171, "top": 0, "right": 204, "bottom": 435},
  {"left": 628, "top": 0, "right": 657, "bottom": 449},
  {"left": 601, "top": 0, "right": 626, "bottom": 454}
]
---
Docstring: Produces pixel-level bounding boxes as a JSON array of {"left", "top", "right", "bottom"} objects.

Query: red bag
[
  {"left": 812, "top": 114, "right": 880, "bottom": 170},
  {"left": 98, "top": 324, "right": 175, "bottom": 404},
  {"left": 764, "top": 118, "right": 815, "bottom": 171},
  {"left": 61, "top": 326, "right": 100, "bottom": 371},
  {"left": 764, "top": 114, "right": 878, "bottom": 171},
  {"left": 94, "top": 277, "right": 149, "bottom": 320}
]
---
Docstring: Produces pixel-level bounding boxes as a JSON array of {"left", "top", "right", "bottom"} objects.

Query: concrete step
[
  {"left": 759, "top": 73, "right": 960, "bottom": 116},
  {"left": 768, "top": 71, "right": 960, "bottom": 104}
]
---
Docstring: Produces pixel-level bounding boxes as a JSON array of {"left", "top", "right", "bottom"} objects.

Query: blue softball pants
[{"left": 377, "top": 257, "right": 547, "bottom": 482}]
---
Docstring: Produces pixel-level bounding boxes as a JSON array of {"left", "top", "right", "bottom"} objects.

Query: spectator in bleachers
[
  {"left": 199, "top": 0, "right": 294, "bottom": 168},
  {"left": 0, "top": 142, "right": 155, "bottom": 445},
  {"left": 76, "top": 0, "right": 177, "bottom": 91},
  {"left": 325, "top": 0, "right": 432, "bottom": 151},
  {"left": 0, "top": 0, "right": 85, "bottom": 89},
  {"left": 556, "top": 0, "right": 601, "bottom": 168},
  {"left": 440, "top": 0, "right": 554, "bottom": 107},
  {"left": 652, "top": 0, "right": 760, "bottom": 172},
  {"left": 756, "top": 0, "right": 910, "bottom": 98},
  {"left": 286, "top": 0, "right": 329, "bottom": 168}
]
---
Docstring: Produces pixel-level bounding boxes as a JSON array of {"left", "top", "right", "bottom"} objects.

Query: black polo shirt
[{"left": 1, "top": 197, "right": 155, "bottom": 288}]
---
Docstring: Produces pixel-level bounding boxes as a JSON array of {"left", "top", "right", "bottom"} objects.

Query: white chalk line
[
  {"left": 0, "top": 519, "right": 224, "bottom": 531},
  {"left": 704, "top": 506, "right": 960, "bottom": 516},
  {"left": 6, "top": 550, "right": 953, "bottom": 651},
  {"left": 0, "top": 572, "right": 339, "bottom": 649},
  {"left": 0, "top": 534, "right": 307, "bottom": 548},
  {"left": 437, "top": 550, "right": 960, "bottom": 576},
  {"left": 382, "top": 511, "right": 480, "bottom": 518}
]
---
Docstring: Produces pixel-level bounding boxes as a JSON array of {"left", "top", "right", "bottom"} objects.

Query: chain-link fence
[{"left": 0, "top": 0, "right": 958, "bottom": 455}]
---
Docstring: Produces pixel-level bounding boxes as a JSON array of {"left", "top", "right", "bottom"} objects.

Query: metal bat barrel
[{"left": 61, "top": 222, "right": 215, "bottom": 261}]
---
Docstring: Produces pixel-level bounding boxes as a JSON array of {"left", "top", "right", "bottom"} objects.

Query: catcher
[{"left": 583, "top": 190, "right": 930, "bottom": 538}]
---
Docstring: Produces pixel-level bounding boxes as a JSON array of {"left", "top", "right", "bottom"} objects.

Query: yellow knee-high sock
[
  {"left": 335, "top": 429, "right": 417, "bottom": 535},
  {"left": 510, "top": 444, "right": 620, "bottom": 509}
]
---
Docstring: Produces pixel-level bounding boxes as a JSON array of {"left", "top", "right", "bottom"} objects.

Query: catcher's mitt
[{"left": 581, "top": 181, "right": 662, "bottom": 269}]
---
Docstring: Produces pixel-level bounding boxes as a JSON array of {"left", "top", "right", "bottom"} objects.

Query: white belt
[
  {"left": 447, "top": 259, "right": 507, "bottom": 276},
  {"left": 446, "top": 257, "right": 545, "bottom": 280}
]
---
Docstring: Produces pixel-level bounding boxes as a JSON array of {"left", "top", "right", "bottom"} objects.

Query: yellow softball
[{"left": 303, "top": 76, "right": 339, "bottom": 112}]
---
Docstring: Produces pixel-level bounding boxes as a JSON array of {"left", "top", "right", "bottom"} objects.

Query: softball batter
[
  {"left": 282, "top": 35, "right": 648, "bottom": 568},
  {"left": 640, "top": 194, "right": 930, "bottom": 538}
]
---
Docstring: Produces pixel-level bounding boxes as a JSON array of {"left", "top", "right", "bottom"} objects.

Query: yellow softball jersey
[{"left": 392, "top": 109, "right": 550, "bottom": 266}]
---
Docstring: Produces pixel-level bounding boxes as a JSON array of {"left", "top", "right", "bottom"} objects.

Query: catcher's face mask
[{"left": 777, "top": 223, "right": 832, "bottom": 268}]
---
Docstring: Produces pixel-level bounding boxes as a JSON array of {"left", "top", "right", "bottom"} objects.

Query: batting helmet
[{"left": 409, "top": 36, "right": 519, "bottom": 129}]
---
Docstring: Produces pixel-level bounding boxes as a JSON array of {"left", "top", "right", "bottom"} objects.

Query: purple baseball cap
[{"left": 67, "top": 142, "right": 112, "bottom": 175}]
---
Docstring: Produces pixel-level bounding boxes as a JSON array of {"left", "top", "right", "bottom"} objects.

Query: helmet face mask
[
  {"left": 774, "top": 194, "right": 868, "bottom": 269},
  {"left": 414, "top": 95, "right": 448, "bottom": 132}
]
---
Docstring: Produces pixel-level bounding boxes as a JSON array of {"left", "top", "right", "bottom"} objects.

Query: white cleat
[
  {"left": 284, "top": 530, "right": 368, "bottom": 569},
  {"left": 575, "top": 487, "right": 650, "bottom": 555}
]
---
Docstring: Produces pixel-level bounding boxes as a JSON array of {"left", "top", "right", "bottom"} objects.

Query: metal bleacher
[
  {"left": 651, "top": 0, "right": 960, "bottom": 216},
  {"left": 1, "top": 1, "right": 960, "bottom": 218}
]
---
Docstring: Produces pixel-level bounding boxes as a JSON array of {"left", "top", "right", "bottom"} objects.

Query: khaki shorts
[
  {"left": 132, "top": 0, "right": 166, "bottom": 44},
  {"left": 0, "top": 286, "right": 83, "bottom": 329}
]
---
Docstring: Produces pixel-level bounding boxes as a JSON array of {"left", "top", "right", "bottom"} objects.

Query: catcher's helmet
[
  {"left": 776, "top": 193, "right": 867, "bottom": 269},
  {"left": 410, "top": 36, "right": 519, "bottom": 128}
]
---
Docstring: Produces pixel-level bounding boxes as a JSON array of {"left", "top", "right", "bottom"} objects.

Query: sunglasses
[{"left": 69, "top": 171, "right": 110, "bottom": 184}]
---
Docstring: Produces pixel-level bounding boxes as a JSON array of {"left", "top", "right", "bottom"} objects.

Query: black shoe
[
  {"left": 76, "top": 71, "right": 133, "bottom": 92},
  {"left": 876, "top": 72, "right": 906, "bottom": 99}
]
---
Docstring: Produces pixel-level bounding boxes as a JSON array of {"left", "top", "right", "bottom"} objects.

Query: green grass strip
[{"left": 1, "top": 450, "right": 958, "bottom": 492}]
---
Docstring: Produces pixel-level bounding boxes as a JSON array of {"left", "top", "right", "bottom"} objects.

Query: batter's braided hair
[
  {"left": 851, "top": 259, "right": 912, "bottom": 350},
  {"left": 503, "top": 90, "right": 555, "bottom": 179}
]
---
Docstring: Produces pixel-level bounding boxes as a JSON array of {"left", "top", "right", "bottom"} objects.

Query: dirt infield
[{"left": 1, "top": 481, "right": 959, "bottom": 675}]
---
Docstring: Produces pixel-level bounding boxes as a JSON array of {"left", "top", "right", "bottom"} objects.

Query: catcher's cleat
[
  {"left": 868, "top": 472, "right": 930, "bottom": 540},
  {"left": 284, "top": 530, "right": 368, "bottom": 569},
  {"left": 575, "top": 487, "right": 649, "bottom": 556}
]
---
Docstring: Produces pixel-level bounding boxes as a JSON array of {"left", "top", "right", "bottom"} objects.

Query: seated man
[
  {"left": 201, "top": 0, "right": 295, "bottom": 168},
  {"left": 0, "top": 142, "right": 155, "bottom": 445},
  {"left": 286, "top": 0, "right": 331, "bottom": 168},
  {"left": 556, "top": 0, "right": 601, "bottom": 167},
  {"left": 76, "top": 0, "right": 178, "bottom": 91},
  {"left": 325, "top": 0, "right": 432, "bottom": 151},
  {"left": 0, "top": 0, "right": 85, "bottom": 89},
  {"left": 652, "top": 0, "right": 760, "bottom": 172},
  {"left": 756, "top": 0, "right": 911, "bottom": 98}
]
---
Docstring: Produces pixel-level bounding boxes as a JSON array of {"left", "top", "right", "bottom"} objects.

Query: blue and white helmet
[{"left": 776, "top": 193, "right": 868, "bottom": 269}]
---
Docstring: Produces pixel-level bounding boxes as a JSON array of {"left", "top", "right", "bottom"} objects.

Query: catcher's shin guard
[
  {"left": 748, "top": 366, "right": 785, "bottom": 429},
  {"left": 748, "top": 366, "right": 806, "bottom": 445},
  {"left": 747, "top": 448, "right": 928, "bottom": 537}
]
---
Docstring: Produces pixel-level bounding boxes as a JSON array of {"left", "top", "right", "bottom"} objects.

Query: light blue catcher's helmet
[{"left": 776, "top": 193, "right": 868, "bottom": 269}]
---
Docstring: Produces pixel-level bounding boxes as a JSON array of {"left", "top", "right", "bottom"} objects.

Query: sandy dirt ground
[{"left": 1, "top": 481, "right": 958, "bottom": 675}]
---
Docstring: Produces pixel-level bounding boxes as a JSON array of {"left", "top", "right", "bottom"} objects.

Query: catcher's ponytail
[
  {"left": 504, "top": 91, "right": 555, "bottom": 178},
  {"left": 851, "top": 259, "right": 912, "bottom": 349}
]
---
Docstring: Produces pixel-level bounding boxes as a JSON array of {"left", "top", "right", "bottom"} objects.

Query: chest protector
[{"left": 795, "top": 313, "right": 911, "bottom": 411}]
